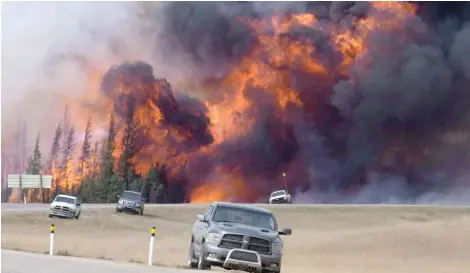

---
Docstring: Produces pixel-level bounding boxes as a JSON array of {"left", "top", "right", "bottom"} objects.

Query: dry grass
[{"left": 2, "top": 205, "right": 470, "bottom": 273}]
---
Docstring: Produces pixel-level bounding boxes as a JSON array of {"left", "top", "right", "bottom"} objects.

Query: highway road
[
  {"left": 0, "top": 203, "right": 205, "bottom": 212},
  {"left": 2, "top": 202, "right": 468, "bottom": 212},
  {"left": 1, "top": 203, "right": 205, "bottom": 273},
  {"left": 2, "top": 202, "right": 470, "bottom": 273},
  {"left": 1, "top": 203, "right": 115, "bottom": 212},
  {"left": 1, "top": 250, "right": 196, "bottom": 273}
]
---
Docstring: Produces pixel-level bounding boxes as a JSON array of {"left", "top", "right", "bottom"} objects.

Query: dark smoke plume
[
  {"left": 101, "top": 61, "right": 214, "bottom": 150},
  {"left": 101, "top": 2, "right": 470, "bottom": 204}
]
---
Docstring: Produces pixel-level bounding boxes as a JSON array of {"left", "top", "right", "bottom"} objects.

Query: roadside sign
[{"left": 7, "top": 174, "right": 52, "bottom": 189}]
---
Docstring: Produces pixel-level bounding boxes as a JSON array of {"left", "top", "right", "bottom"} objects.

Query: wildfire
[
  {"left": 227, "top": 13, "right": 328, "bottom": 111},
  {"left": 10, "top": 2, "right": 423, "bottom": 204},
  {"left": 191, "top": 1, "right": 419, "bottom": 203},
  {"left": 334, "top": 1, "right": 417, "bottom": 73},
  {"left": 189, "top": 167, "right": 253, "bottom": 204}
]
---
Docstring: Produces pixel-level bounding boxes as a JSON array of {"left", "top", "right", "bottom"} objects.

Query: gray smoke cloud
[
  {"left": 152, "top": 1, "right": 470, "bottom": 203},
  {"left": 1, "top": 1, "right": 159, "bottom": 150},
  {"left": 3, "top": 1, "right": 470, "bottom": 204}
]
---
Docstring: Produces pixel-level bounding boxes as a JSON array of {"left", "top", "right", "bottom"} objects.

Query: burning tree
[
  {"left": 62, "top": 125, "right": 76, "bottom": 194},
  {"left": 9, "top": 2, "right": 470, "bottom": 204},
  {"left": 118, "top": 94, "right": 139, "bottom": 191},
  {"left": 26, "top": 133, "right": 42, "bottom": 175},
  {"left": 25, "top": 133, "right": 42, "bottom": 202},
  {"left": 47, "top": 123, "right": 63, "bottom": 201},
  {"left": 78, "top": 116, "right": 93, "bottom": 181}
]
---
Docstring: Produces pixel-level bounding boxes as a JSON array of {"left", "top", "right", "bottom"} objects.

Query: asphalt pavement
[
  {"left": 0, "top": 203, "right": 204, "bottom": 212},
  {"left": 1, "top": 250, "right": 197, "bottom": 273},
  {"left": 3, "top": 202, "right": 469, "bottom": 213},
  {"left": 0, "top": 203, "right": 115, "bottom": 212}
]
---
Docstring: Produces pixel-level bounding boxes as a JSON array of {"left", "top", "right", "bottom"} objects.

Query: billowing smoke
[
  {"left": 101, "top": 61, "right": 214, "bottom": 149},
  {"left": 147, "top": 1, "right": 470, "bottom": 203},
  {"left": 4, "top": 1, "right": 470, "bottom": 204}
]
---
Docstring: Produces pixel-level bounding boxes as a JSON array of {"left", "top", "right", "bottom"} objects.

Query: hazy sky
[{"left": 1, "top": 1, "right": 157, "bottom": 150}]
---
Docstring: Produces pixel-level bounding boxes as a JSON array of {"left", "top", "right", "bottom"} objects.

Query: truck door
[{"left": 196, "top": 205, "right": 214, "bottom": 248}]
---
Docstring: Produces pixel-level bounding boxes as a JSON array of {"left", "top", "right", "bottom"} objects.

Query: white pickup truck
[
  {"left": 48, "top": 194, "right": 82, "bottom": 219},
  {"left": 269, "top": 190, "right": 292, "bottom": 204}
]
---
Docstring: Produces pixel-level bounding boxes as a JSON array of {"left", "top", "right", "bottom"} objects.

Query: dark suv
[{"left": 116, "top": 190, "right": 145, "bottom": 215}]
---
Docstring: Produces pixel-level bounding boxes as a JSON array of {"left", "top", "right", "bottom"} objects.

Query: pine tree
[
  {"left": 26, "top": 133, "right": 43, "bottom": 203},
  {"left": 26, "top": 133, "right": 42, "bottom": 175},
  {"left": 60, "top": 106, "right": 70, "bottom": 166},
  {"left": 144, "top": 164, "right": 158, "bottom": 202},
  {"left": 90, "top": 141, "right": 100, "bottom": 182},
  {"left": 101, "top": 113, "right": 116, "bottom": 180},
  {"left": 79, "top": 117, "right": 93, "bottom": 181},
  {"left": 154, "top": 162, "right": 168, "bottom": 203},
  {"left": 78, "top": 140, "right": 102, "bottom": 203},
  {"left": 48, "top": 123, "right": 62, "bottom": 170},
  {"left": 48, "top": 123, "right": 63, "bottom": 200},
  {"left": 118, "top": 95, "right": 139, "bottom": 190},
  {"left": 62, "top": 125, "right": 76, "bottom": 194}
]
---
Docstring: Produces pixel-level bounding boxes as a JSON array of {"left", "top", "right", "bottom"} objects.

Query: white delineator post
[
  {"left": 50, "top": 224, "right": 55, "bottom": 256},
  {"left": 148, "top": 226, "right": 156, "bottom": 265}
]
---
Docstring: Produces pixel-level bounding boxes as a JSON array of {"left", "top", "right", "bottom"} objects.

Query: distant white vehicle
[
  {"left": 48, "top": 194, "right": 82, "bottom": 219},
  {"left": 269, "top": 190, "right": 292, "bottom": 204}
]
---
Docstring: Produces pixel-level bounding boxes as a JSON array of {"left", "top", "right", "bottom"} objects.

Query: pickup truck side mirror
[
  {"left": 279, "top": 228, "right": 292, "bottom": 236},
  {"left": 196, "top": 214, "right": 206, "bottom": 222}
]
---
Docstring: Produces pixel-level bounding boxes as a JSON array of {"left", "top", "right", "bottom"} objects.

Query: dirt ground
[{"left": 2, "top": 204, "right": 470, "bottom": 273}]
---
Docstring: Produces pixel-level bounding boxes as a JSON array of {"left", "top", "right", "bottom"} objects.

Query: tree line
[{"left": 21, "top": 104, "right": 176, "bottom": 204}]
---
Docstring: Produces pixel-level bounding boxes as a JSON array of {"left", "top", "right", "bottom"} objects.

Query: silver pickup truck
[{"left": 187, "top": 202, "right": 292, "bottom": 273}]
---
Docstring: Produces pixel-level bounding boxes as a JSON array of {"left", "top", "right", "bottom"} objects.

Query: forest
[{"left": 4, "top": 105, "right": 185, "bottom": 204}]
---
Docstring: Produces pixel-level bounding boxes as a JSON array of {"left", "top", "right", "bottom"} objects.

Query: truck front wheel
[
  {"left": 197, "top": 244, "right": 211, "bottom": 270},
  {"left": 187, "top": 242, "right": 198, "bottom": 268}
]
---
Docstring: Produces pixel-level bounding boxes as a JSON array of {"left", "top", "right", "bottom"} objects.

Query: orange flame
[
  {"left": 189, "top": 167, "right": 253, "bottom": 204},
  {"left": 190, "top": 2, "right": 418, "bottom": 202},
  {"left": 33, "top": 2, "right": 419, "bottom": 204},
  {"left": 334, "top": 1, "right": 417, "bottom": 73}
]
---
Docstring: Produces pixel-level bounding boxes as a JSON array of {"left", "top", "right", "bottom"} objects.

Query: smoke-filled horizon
[{"left": 3, "top": 1, "right": 470, "bottom": 204}]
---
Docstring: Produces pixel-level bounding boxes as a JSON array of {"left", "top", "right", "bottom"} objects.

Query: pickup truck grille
[
  {"left": 247, "top": 237, "right": 270, "bottom": 254},
  {"left": 270, "top": 198, "right": 287, "bottom": 204},
  {"left": 220, "top": 234, "right": 243, "bottom": 248},
  {"left": 53, "top": 206, "right": 70, "bottom": 211},
  {"left": 220, "top": 234, "right": 271, "bottom": 255},
  {"left": 229, "top": 250, "right": 259, "bottom": 263}
]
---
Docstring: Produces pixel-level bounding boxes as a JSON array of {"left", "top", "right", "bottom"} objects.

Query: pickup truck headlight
[
  {"left": 206, "top": 233, "right": 221, "bottom": 245},
  {"left": 271, "top": 243, "right": 283, "bottom": 254}
]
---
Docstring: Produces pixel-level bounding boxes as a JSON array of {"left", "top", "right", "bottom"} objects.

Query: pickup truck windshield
[
  {"left": 212, "top": 206, "right": 277, "bottom": 231},
  {"left": 271, "top": 191, "right": 286, "bottom": 197},
  {"left": 121, "top": 191, "right": 141, "bottom": 200},
  {"left": 54, "top": 196, "right": 75, "bottom": 204}
]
